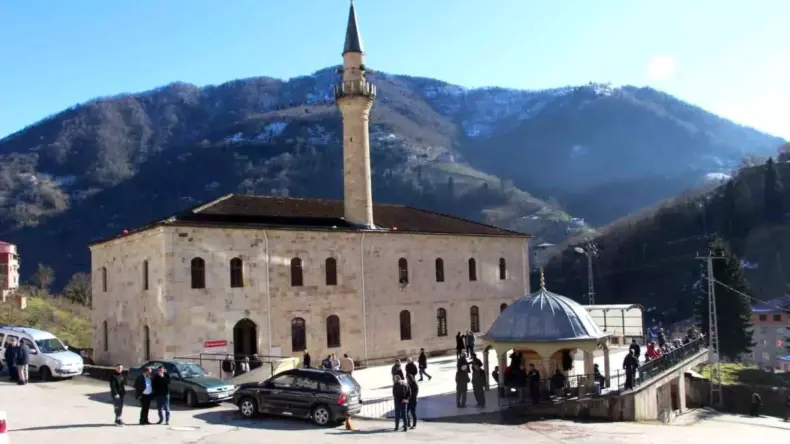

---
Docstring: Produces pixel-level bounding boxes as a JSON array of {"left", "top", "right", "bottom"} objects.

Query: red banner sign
[{"left": 204, "top": 340, "right": 228, "bottom": 349}]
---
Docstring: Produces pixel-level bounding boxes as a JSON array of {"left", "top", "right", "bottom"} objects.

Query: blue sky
[{"left": 1, "top": 0, "right": 788, "bottom": 140}]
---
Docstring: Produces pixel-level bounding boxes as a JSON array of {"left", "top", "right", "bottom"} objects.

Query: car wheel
[
  {"left": 185, "top": 390, "right": 198, "bottom": 408},
  {"left": 39, "top": 366, "right": 52, "bottom": 381},
  {"left": 239, "top": 397, "right": 258, "bottom": 418},
  {"left": 311, "top": 404, "right": 332, "bottom": 427}
]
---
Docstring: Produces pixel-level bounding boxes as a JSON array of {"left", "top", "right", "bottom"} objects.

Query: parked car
[
  {"left": 233, "top": 368, "right": 362, "bottom": 426},
  {"left": 0, "top": 410, "right": 8, "bottom": 444},
  {"left": 125, "top": 360, "right": 236, "bottom": 407},
  {"left": 0, "top": 326, "right": 84, "bottom": 380}
]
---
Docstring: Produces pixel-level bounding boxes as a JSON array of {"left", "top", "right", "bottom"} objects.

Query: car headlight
[{"left": 207, "top": 388, "right": 219, "bottom": 393}]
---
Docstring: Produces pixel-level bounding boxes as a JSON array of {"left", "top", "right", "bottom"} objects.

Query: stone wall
[
  {"left": 91, "top": 225, "right": 529, "bottom": 367},
  {"left": 686, "top": 376, "right": 790, "bottom": 417}
]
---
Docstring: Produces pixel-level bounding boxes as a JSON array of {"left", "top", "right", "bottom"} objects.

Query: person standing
[
  {"left": 340, "top": 354, "right": 355, "bottom": 374},
  {"left": 417, "top": 348, "right": 432, "bottom": 381},
  {"left": 109, "top": 364, "right": 126, "bottom": 426},
  {"left": 623, "top": 350, "right": 639, "bottom": 390},
  {"left": 330, "top": 354, "right": 341, "bottom": 371},
  {"left": 302, "top": 351, "right": 311, "bottom": 368},
  {"left": 391, "top": 359, "right": 405, "bottom": 380},
  {"left": 391, "top": 375, "right": 410, "bottom": 432},
  {"left": 658, "top": 329, "right": 667, "bottom": 348},
  {"left": 629, "top": 339, "right": 641, "bottom": 361},
  {"left": 404, "top": 357, "right": 418, "bottom": 380},
  {"left": 527, "top": 364, "right": 541, "bottom": 404},
  {"left": 406, "top": 373, "right": 419, "bottom": 428},
  {"left": 321, "top": 355, "right": 332, "bottom": 370},
  {"left": 471, "top": 364, "right": 486, "bottom": 407},
  {"left": 3, "top": 338, "right": 18, "bottom": 382},
  {"left": 455, "top": 332, "right": 464, "bottom": 359},
  {"left": 15, "top": 340, "right": 30, "bottom": 385},
  {"left": 750, "top": 392, "right": 762, "bottom": 417},
  {"left": 152, "top": 366, "right": 171, "bottom": 425},
  {"left": 134, "top": 367, "right": 154, "bottom": 425},
  {"left": 455, "top": 364, "right": 470, "bottom": 408},
  {"left": 466, "top": 331, "right": 476, "bottom": 357}
]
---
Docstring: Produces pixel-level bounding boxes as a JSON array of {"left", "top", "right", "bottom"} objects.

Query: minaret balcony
[{"left": 334, "top": 80, "right": 377, "bottom": 100}]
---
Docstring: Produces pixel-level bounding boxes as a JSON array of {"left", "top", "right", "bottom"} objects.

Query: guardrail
[{"left": 635, "top": 337, "right": 703, "bottom": 386}]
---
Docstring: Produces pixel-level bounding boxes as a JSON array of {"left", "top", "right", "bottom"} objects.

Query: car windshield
[
  {"left": 35, "top": 338, "right": 66, "bottom": 353},
  {"left": 174, "top": 363, "right": 206, "bottom": 378}
]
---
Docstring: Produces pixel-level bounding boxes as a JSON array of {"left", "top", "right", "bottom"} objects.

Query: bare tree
[
  {"left": 63, "top": 272, "right": 92, "bottom": 306},
  {"left": 31, "top": 263, "right": 55, "bottom": 294}
]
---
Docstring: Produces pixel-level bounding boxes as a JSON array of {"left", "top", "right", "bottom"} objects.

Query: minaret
[{"left": 334, "top": 0, "right": 376, "bottom": 227}]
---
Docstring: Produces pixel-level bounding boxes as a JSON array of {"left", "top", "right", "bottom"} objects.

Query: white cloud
[{"left": 645, "top": 55, "right": 677, "bottom": 82}]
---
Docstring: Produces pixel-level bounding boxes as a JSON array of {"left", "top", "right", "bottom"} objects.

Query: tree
[
  {"left": 764, "top": 157, "right": 784, "bottom": 223},
  {"left": 722, "top": 179, "right": 753, "bottom": 238},
  {"left": 694, "top": 237, "right": 754, "bottom": 360},
  {"left": 31, "top": 263, "right": 55, "bottom": 293},
  {"left": 63, "top": 272, "right": 92, "bottom": 306}
]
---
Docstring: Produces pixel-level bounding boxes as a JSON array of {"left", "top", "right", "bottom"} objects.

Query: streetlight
[{"left": 574, "top": 241, "right": 598, "bottom": 305}]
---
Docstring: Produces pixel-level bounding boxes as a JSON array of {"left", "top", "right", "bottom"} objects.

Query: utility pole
[
  {"left": 575, "top": 241, "right": 598, "bottom": 305},
  {"left": 697, "top": 252, "right": 724, "bottom": 407}
]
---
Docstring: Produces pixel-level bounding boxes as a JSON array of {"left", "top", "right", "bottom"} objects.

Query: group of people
[
  {"left": 299, "top": 351, "right": 356, "bottom": 374},
  {"left": 1, "top": 336, "right": 31, "bottom": 385},
  {"left": 108, "top": 364, "right": 172, "bottom": 426},
  {"left": 388, "top": 347, "right": 437, "bottom": 431},
  {"left": 221, "top": 354, "right": 265, "bottom": 378},
  {"left": 494, "top": 351, "right": 545, "bottom": 403},
  {"left": 455, "top": 331, "right": 476, "bottom": 359}
]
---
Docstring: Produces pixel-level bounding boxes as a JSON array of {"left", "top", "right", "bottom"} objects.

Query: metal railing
[
  {"left": 635, "top": 337, "right": 704, "bottom": 386},
  {"left": 497, "top": 370, "right": 629, "bottom": 408}
]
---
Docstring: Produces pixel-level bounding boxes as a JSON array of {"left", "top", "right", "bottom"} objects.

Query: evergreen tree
[
  {"left": 722, "top": 179, "right": 753, "bottom": 237},
  {"left": 694, "top": 237, "right": 754, "bottom": 360},
  {"left": 764, "top": 157, "right": 784, "bottom": 223}
]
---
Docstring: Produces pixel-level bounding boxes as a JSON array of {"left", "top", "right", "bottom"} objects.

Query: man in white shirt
[
  {"left": 339, "top": 354, "right": 355, "bottom": 374},
  {"left": 134, "top": 367, "right": 154, "bottom": 425}
]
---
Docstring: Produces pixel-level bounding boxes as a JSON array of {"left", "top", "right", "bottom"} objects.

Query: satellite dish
[{"left": 574, "top": 247, "right": 585, "bottom": 254}]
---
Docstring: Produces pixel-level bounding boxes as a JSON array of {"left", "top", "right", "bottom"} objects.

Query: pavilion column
[
  {"left": 498, "top": 351, "right": 507, "bottom": 396},
  {"left": 483, "top": 346, "right": 491, "bottom": 390},
  {"left": 541, "top": 357, "right": 552, "bottom": 382},
  {"left": 603, "top": 345, "right": 611, "bottom": 388},
  {"left": 580, "top": 350, "right": 595, "bottom": 397}
]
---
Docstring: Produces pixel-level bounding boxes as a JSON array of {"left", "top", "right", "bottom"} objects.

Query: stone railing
[{"left": 333, "top": 79, "right": 377, "bottom": 100}]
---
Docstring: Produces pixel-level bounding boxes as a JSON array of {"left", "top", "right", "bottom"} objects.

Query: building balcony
[{"left": 333, "top": 80, "right": 376, "bottom": 100}]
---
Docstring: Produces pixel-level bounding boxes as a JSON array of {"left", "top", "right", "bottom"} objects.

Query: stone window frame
[
  {"left": 498, "top": 258, "right": 507, "bottom": 280},
  {"left": 500, "top": 303, "right": 508, "bottom": 313},
  {"left": 436, "top": 308, "right": 448, "bottom": 337},
  {"left": 468, "top": 258, "right": 477, "bottom": 281},
  {"left": 190, "top": 257, "right": 206, "bottom": 289},
  {"left": 291, "top": 317, "right": 307, "bottom": 352},
  {"left": 143, "top": 325, "right": 151, "bottom": 361},
  {"left": 398, "top": 258, "right": 409, "bottom": 284},
  {"left": 291, "top": 258, "right": 304, "bottom": 287},
  {"left": 101, "top": 267, "right": 108, "bottom": 292},
  {"left": 399, "top": 310, "right": 412, "bottom": 341},
  {"left": 102, "top": 320, "right": 109, "bottom": 352},
  {"left": 435, "top": 258, "right": 445, "bottom": 283},
  {"left": 230, "top": 257, "right": 244, "bottom": 288},
  {"left": 142, "top": 260, "right": 150, "bottom": 290},
  {"left": 326, "top": 314, "right": 341, "bottom": 348},
  {"left": 325, "top": 257, "right": 338, "bottom": 286},
  {"left": 470, "top": 306, "right": 480, "bottom": 333}
]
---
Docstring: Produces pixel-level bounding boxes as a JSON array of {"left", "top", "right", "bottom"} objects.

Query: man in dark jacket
[
  {"left": 3, "top": 338, "right": 19, "bottom": 382},
  {"left": 392, "top": 375, "right": 411, "bottom": 432},
  {"left": 406, "top": 374, "right": 419, "bottom": 429},
  {"left": 629, "top": 339, "right": 641, "bottom": 361},
  {"left": 623, "top": 350, "right": 639, "bottom": 390},
  {"left": 404, "top": 357, "right": 418, "bottom": 380},
  {"left": 15, "top": 340, "right": 31, "bottom": 385},
  {"left": 471, "top": 364, "right": 486, "bottom": 407},
  {"left": 455, "top": 365, "right": 470, "bottom": 408},
  {"left": 109, "top": 364, "right": 126, "bottom": 426},
  {"left": 417, "top": 348, "right": 432, "bottom": 381},
  {"left": 391, "top": 360, "right": 405, "bottom": 380},
  {"left": 134, "top": 367, "right": 154, "bottom": 425},
  {"left": 527, "top": 364, "right": 541, "bottom": 404},
  {"left": 152, "top": 366, "right": 171, "bottom": 425}
]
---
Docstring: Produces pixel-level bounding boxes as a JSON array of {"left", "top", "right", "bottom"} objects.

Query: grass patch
[
  {"left": 0, "top": 295, "right": 92, "bottom": 347},
  {"left": 696, "top": 362, "right": 790, "bottom": 388}
]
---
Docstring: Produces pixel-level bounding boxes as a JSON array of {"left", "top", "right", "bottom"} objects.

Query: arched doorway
[{"left": 233, "top": 318, "right": 258, "bottom": 357}]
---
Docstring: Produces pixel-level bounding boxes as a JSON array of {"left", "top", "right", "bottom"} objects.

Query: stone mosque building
[{"left": 90, "top": 2, "right": 531, "bottom": 367}]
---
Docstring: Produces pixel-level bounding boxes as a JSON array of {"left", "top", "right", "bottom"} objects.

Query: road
[{"left": 2, "top": 376, "right": 789, "bottom": 444}]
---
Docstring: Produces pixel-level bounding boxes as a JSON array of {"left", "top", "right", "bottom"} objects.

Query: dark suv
[{"left": 233, "top": 368, "right": 362, "bottom": 426}]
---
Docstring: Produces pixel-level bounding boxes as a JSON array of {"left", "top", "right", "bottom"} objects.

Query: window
[
  {"left": 142, "top": 260, "right": 149, "bottom": 290},
  {"left": 437, "top": 308, "right": 448, "bottom": 337},
  {"left": 230, "top": 257, "right": 244, "bottom": 288},
  {"left": 271, "top": 374, "right": 296, "bottom": 388},
  {"left": 291, "top": 317, "right": 306, "bottom": 352},
  {"left": 293, "top": 376, "right": 320, "bottom": 390},
  {"left": 468, "top": 258, "right": 477, "bottom": 281},
  {"left": 326, "top": 315, "right": 341, "bottom": 348},
  {"left": 291, "top": 258, "right": 304, "bottom": 287},
  {"left": 759, "top": 314, "right": 767, "bottom": 321},
  {"left": 101, "top": 267, "right": 108, "bottom": 292},
  {"left": 435, "top": 258, "right": 444, "bottom": 282},
  {"left": 500, "top": 303, "right": 508, "bottom": 313},
  {"left": 103, "top": 321, "right": 108, "bottom": 352},
  {"left": 398, "top": 258, "right": 409, "bottom": 284},
  {"left": 190, "top": 257, "right": 206, "bottom": 289},
  {"left": 774, "top": 314, "right": 782, "bottom": 322},
  {"left": 325, "top": 258, "right": 338, "bottom": 286},
  {"left": 143, "top": 325, "right": 151, "bottom": 361},
  {"left": 762, "top": 351, "right": 770, "bottom": 361},
  {"left": 20, "top": 338, "right": 34, "bottom": 351},
  {"left": 399, "top": 310, "right": 412, "bottom": 341},
  {"left": 499, "top": 258, "right": 507, "bottom": 280},
  {"left": 470, "top": 306, "right": 480, "bottom": 333}
]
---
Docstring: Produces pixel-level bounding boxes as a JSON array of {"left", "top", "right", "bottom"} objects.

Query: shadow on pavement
[
  {"left": 12, "top": 423, "right": 116, "bottom": 432},
  {"left": 326, "top": 426, "right": 397, "bottom": 435},
  {"left": 85, "top": 391, "right": 218, "bottom": 412},
  {"left": 193, "top": 409, "right": 336, "bottom": 431}
]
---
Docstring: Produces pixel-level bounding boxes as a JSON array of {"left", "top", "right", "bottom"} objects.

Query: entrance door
[{"left": 233, "top": 318, "right": 258, "bottom": 357}]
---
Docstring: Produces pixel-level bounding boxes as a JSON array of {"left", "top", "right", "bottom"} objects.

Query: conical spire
[{"left": 343, "top": 0, "right": 364, "bottom": 55}]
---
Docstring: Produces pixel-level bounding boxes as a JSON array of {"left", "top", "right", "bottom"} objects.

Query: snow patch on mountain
[
  {"left": 255, "top": 121, "right": 288, "bottom": 142},
  {"left": 704, "top": 172, "right": 731, "bottom": 182}
]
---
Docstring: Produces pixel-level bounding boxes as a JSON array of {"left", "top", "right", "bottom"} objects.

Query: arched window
[
  {"left": 101, "top": 267, "right": 108, "bottom": 292},
  {"left": 190, "top": 257, "right": 206, "bottom": 289},
  {"left": 291, "top": 317, "right": 306, "bottom": 352},
  {"left": 326, "top": 315, "right": 341, "bottom": 348},
  {"left": 468, "top": 258, "right": 477, "bottom": 281},
  {"left": 230, "top": 257, "right": 244, "bottom": 288},
  {"left": 102, "top": 320, "right": 108, "bottom": 352},
  {"left": 470, "top": 306, "right": 480, "bottom": 333},
  {"left": 499, "top": 258, "right": 507, "bottom": 280},
  {"left": 291, "top": 258, "right": 304, "bottom": 287},
  {"left": 325, "top": 258, "right": 337, "bottom": 286},
  {"left": 143, "top": 325, "right": 151, "bottom": 360},
  {"left": 435, "top": 258, "right": 445, "bottom": 282},
  {"left": 437, "top": 308, "right": 448, "bottom": 337},
  {"left": 500, "top": 303, "right": 508, "bottom": 313},
  {"left": 398, "top": 258, "right": 409, "bottom": 284},
  {"left": 142, "top": 260, "right": 149, "bottom": 290},
  {"left": 399, "top": 310, "right": 412, "bottom": 341}
]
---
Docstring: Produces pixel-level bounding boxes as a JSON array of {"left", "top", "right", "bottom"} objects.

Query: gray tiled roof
[{"left": 484, "top": 289, "right": 607, "bottom": 343}]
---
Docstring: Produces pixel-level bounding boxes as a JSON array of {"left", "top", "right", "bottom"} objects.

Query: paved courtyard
[{"left": 2, "top": 376, "right": 789, "bottom": 444}]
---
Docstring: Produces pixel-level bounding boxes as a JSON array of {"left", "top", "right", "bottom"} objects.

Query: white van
[{"left": 0, "top": 326, "right": 84, "bottom": 380}]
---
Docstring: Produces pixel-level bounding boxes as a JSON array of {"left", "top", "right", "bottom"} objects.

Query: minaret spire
[{"left": 343, "top": 0, "right": 364, "bottom": 55}]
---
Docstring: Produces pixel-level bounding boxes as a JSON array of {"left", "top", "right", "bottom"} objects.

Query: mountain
[{"left": 0, "top": 67, "right": 783, "bottom": 286}]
